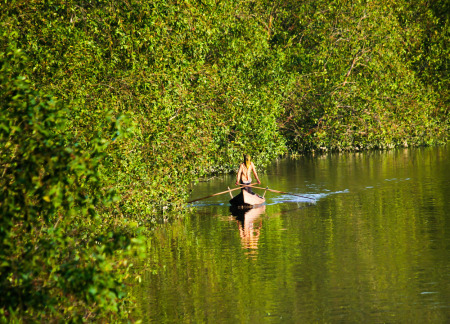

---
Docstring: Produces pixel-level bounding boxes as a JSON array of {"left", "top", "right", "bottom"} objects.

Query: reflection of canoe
[
  {"left": 230, "top": 204, "right": 266, "bottom": 220},
  {"left": 229, "top": 189, "right": 265, "bottom": 208}
]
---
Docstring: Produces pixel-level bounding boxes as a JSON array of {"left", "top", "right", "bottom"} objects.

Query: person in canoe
[{"left": 235, "top": 154, "right": 261, "bottom": 193}]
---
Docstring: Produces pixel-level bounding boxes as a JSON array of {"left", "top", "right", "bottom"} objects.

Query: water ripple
[{"left": 267, "top": 189, "right": 349, "bottom": 205}]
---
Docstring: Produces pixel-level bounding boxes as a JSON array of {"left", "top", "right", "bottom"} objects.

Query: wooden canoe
[{"left": 229, "top": 189, "right": 265, "bottom": 208}]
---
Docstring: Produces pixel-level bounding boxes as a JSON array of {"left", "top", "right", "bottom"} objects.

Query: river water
[{"left": 132, "top": 146, "right": 450, "bottom": 323}]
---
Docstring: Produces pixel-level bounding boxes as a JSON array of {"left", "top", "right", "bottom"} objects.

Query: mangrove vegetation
[{"left": 1, "top": 0, "right": 448, "bottom": 321}]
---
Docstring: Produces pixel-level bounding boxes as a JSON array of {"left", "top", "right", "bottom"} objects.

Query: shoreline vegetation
[{"left": 1, "top": 0, "right": 448, "bottom": 321}]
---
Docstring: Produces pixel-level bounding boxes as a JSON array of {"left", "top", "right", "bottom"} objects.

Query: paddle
[
  {"left": 249, "top": 185, "right": 316, "bottom": 202},
  {"left": 187, "top": 183, "right": 257, "bottom": 203}
]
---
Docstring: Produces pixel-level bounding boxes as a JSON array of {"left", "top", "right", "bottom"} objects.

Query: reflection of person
[
  {"left": 238, "top": 217, "right": 261, "bottom": 253},
  {"left": 235, "top": 154, "right": 261, "bottom": 193},
  {"left": 231, "top": 205, "right": 266, "bottom": 258}
]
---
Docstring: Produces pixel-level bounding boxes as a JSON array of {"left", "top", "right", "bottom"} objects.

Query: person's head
[{"left": 243, "top": 154, "right": 251, "bottom": 168}]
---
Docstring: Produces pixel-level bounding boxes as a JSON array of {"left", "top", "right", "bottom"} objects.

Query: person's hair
[{"left": 243, "top": 154, "right": 251, "bottom": 169}]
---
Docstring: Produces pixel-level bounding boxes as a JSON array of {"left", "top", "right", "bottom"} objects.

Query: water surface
[{"left": 132, "top": 146, "right": 450, "bottom": 323}]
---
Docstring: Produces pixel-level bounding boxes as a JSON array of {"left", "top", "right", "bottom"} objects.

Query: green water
[{"left": 132, "top": 146, "right": 450, "bottom": 323}]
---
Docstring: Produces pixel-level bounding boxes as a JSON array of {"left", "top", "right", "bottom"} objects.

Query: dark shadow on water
[{"left": 229, "top": 204, "right": 266, "bottom": 220}]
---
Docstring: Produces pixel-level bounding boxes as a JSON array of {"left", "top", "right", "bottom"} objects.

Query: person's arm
[
  {"left": 235, "top": 164, "right": 243, "bottom": 185},
  {"left": 251, "top": 162, "right": 261, "bottom": 184}
]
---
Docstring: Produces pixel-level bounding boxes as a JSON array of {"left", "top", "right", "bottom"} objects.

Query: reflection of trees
[{"left": 230, "top": 206, "right": 266, "bottom": 256}]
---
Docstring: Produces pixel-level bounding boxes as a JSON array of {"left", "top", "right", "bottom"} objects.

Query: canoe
[{"left": 229, "top": 189, "right": 265, "bottom": 208}]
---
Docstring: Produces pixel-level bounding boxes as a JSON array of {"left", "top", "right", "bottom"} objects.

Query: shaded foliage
[{"left": 270, "top": 0, "right": 448, "bottom": 151}]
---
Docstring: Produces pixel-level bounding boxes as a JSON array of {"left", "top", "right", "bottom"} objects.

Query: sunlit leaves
[{"left": 0, "top": 48, "right": 140, "bottom": 322}]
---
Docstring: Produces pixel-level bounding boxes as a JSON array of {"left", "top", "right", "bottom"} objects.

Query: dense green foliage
[
  {"left": 273, "top": 0, "right": 448, "bottom": 150},
  {"left": 0, "top": 48, "right": 144, "bottom": 321},
  {"left": 0, "top": 0, "right": 448, "bottom": 321}
]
